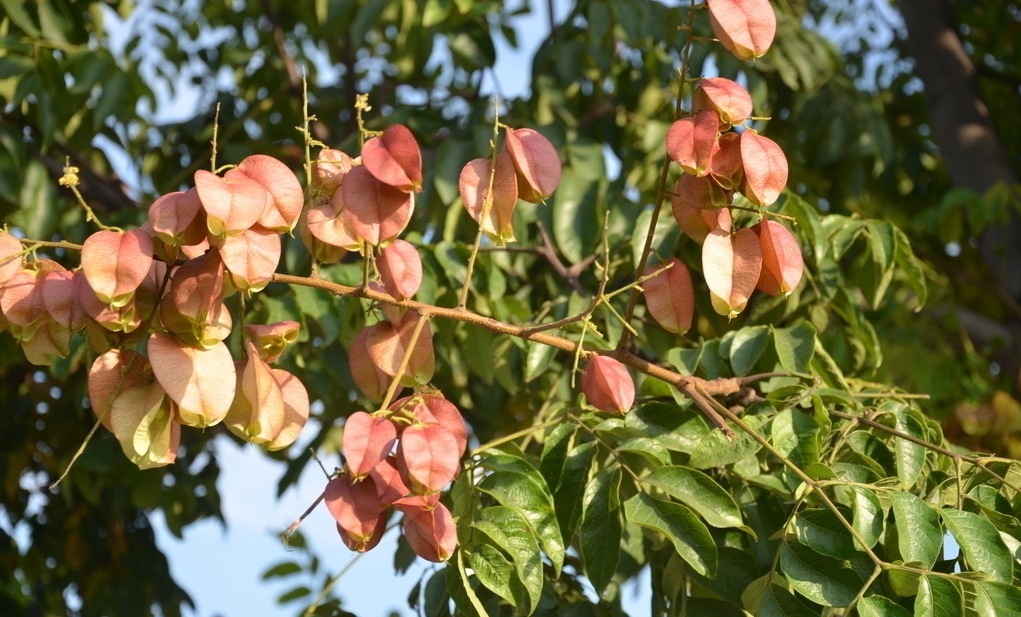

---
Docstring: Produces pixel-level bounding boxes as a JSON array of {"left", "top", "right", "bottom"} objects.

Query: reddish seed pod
[
  {"left": 702, "top": 228, "right": 763, "bottom": 318},
  {"left": 581, "top": 355, "right": 635, "bottom": 414},
  {"left": 361, "top": 124, "right": 424, "bottom": 192},
  {"left": 342, "top": 411, "right": 399, "bottom": 478},
  {"left": 148, "top": 188, "right": 207, "bottom": 248},
  {"left": 231, "top": 154, "right": 304, "bottom": 232},
  {"left": 392, "top": 393, "right": 468, "bottom": 457},
  {"left": 263, "top": 368, "right": 310, "bottom": 452},
  {"left": 707, "top": 0, "right": 777, "bottom": 61},
  {"left": 666, "top": 110, "right": 720, "bottom": 177},
  {"left": 325, "top": 475, "right": 387, "bottom": 552},
  {"left": 348, "top": 326, "right": 391, "bottom": 402},
  {"left": 193, "top": 169, "right": 268, "bottom": 237},
  {"left": 365, "top": 311, "right": 435, "bottom": 386},
  {"left": 80, "top": 229, "right": 154, "bottom": 309},
  {"left": 0, "top": 230, "right": 25, "bottom": 286},
  {"left": 223, "top": 343, "right": 285, "bottom": 446},
  {"left": 313, "top": 148, "right": 355, "bottom": 195},
  {"left": 148, "top": 332, "right": 236, "bottom": 428},
  {"left": 710, "top": 132, "right": 744, "bottom": 191},
  {"left": 740, "top": 131, "right": 788, "bottom": 207},
  {"left": 459, "top": 151, "right": 519, "bottom": 243},
  {"left": 219, "top": 226, "right": 282, "bottom": 293},
  {"left": 368, "top": 456, "right": 411, "bottom": 505},
  {"left": 693, "top": 77, "right": 754, "bottom": 128},
  {"left": 400, "top": 501, "right": 457, "bottom": 562},
  {"left": 504, "top": 127, "right": 562, "bottom": 203},
  {"left": 396, "top": 422, "right": 462, "bottom": 494},
  {"left": 341, "top": 166, "right": 415, "bottom": 247},
  {"left": 377, "top": 239, "right": 423, "bottom": 301},
  {"left": 642, "top": 258, "right": 695, "bottom": 335},
  {"left": 754, "top": 220, "right": 804, "bottom": 296}
]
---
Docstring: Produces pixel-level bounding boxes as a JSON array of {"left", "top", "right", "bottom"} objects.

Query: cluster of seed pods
[
  {"left": 0, "top": 0, "right": 792, "bottom": 557},
  {"left": 584, "top": 0, "right": 801, "bottom": 416},
  {"left": 303, "top": 123, "right": 565, "bottom": 560},
  {"left": 0, "top": 154, "right": 311, "bottom": 468},
  {"left": 325, "top": 393, "right": 467, "bottom": 562}
]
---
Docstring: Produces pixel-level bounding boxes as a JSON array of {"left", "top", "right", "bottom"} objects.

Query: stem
[
  {"left": 211, "top": 102, "right": 221, "bottom": 172},
  {"left": 17, "top": 238, "right": 84, "bottom": 252},
  {"left": 472, "top": 417, "right": 563, "bottom": 455},
  {"left": 281, "top": 490, "right": 327, "bottom": 546},
  {"left": 378, "top": 313, "right": 429, "bottom": 411},
  {"left": 59, "top": 162, "right": 121, "bottom": 232},
  {"left": 302, "top": 543, "right": 375, "bottom": 616},
  {"left": 618, "top": 4, "right": 697, "bottom": 350},
  {"left": 270, "top": 271, "right": 743, "bottom": 433},
  {"left": 704, "top": 388, "right": 883, "bottom": 564},
  {"left": 458, "top": 100, "right": 502, "bottom": 310}
]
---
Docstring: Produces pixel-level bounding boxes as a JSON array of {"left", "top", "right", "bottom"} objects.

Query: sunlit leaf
[{"left": 624, "top": 493, "right": 717, "bottom": 576}]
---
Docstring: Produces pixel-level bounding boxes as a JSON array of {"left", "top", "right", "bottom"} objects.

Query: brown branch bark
[{"left": 270, "top": 272, "right": 743, "bottom": 436}]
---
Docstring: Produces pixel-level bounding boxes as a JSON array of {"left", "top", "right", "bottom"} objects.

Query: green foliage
[{"left": 2, "top": 0, "right": 1021, "bottom": 616}]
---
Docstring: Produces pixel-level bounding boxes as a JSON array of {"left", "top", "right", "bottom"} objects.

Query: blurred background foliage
[{"left": 1, "top": 0, "right": 1020, "bottom": 614}]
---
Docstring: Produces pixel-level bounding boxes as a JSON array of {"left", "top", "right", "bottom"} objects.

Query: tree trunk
[{"left": 898, "top": 0, "right": 1021, "bottom": 301}]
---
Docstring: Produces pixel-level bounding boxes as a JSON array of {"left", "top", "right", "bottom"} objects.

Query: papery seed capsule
[{"left": 581, "top": 355, "right": 635, "bottom": 414}]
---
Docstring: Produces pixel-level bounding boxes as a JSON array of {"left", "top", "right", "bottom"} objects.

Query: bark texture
[{"left": 899, "top": 0, "right": 1021, "bottom": 300}]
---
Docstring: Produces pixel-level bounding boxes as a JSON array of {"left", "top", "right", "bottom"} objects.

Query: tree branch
[{"left": 270, "top": 272, "right": 738, "bottom": 436}]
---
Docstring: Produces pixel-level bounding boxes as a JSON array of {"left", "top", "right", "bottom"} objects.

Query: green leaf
[
  {"left": 260, "top": 560, "right": 301, "bottom": 579},
  {"left": 92, "top": 69, "right": 131, "bottom": 129},
  {"left": 780, "top": 193, "right": 826, "bottom": 265},
  {"left": 773, "top": 322, "right": 816, "bottom": 373},
  {"left": 810, "top": 340, "right": 849, "bottom": 390},
  {"left": 893, "top": 226, "right": 928, "bottom": 307},
  {"left": 890, "top": 405, "right": 927, "bottom": 489},
  {"left": 434, "top": 241, "right": 469, "bottom": 289},
  {"left": 780, "top": 541, "right": 865, "bottom": 607},
  {"left": 758, "top": 583, "right": 818, "bottom": 617},
  {"left": 524, "top": 340, "right": 557, "bottom": 382},
  {"left": 689, "top": 410, "right": 766, "bottom": 468},
  {"left": 846, "top": 430, "right": 895, "bottom": 477},
  {"left": 552, "top": 167, "right": 599, "bottom": 264},
  {"left": 940, "top": 509, "right": 1013, "bottom": 583},
  {"left": 475, "top": 507, "right": 543, "bottom": 614},
  {"left": 861, "top": 221, "right": 897, "bottom": 307},
  {"left": 889, "top": 492, "right": 942, "bottom": 568},
  {"left": 465, "top": 539, "right": 519, "bottom": 607},
  {"left": 0, "top": 0, "right": 40, "bottom": 36},
  {"left": 0, "top": 54, "right": 35, "bottom": 79},
  {"left": 448, "top": 551, "right": 490, "bottom": 617},
  {"left": 914, "top": 575, "right": 963, "bottom": 617},
  {"left": 857, "top": 595, "right": 913, "bottom": 617},
  {"left": 553, "top": 441, "right": 595, "bottom": 539},
  {"left": 581, "top": 466, "right": 622, "bottom": 594},
  {"left": 771, "top": 409, "right": 820, "bottom": 469},
  {"left": 617, "top": 436, "right": 671, "bottom": 466},
  {"left": 624, "top": 493, "right": 717, "bottom": 577},
  {"left": 476, "top": 463, "right": 565, "bottom": 576},
  {"left": 826, "top": 216, "right": 865, "bottom": 260},
  {"left": 640, "top": 466, "right": 745, "bottom": 530},
  {"left": 539, "top": 422, "right": 575, "bottom": 490},
  {"left": 972, "top": 581, "right": 1021, "bottom": 617},
  {"left": 866, "top": 221, "right": 896, "bottom": 273},
  {"left": 850, "top": 486, "right": 884, "bottom": 550},
  {"left": 688, "top": 547, "right": 760, "bottom": 607},
  {"left": 277, "top": 585, "right": 311, "bottom": 604},
  {"left": 793, "top": 508, "right": 858, "bottom": 560},
  {"left": 631, "top": 206, "right": 680, "bottom": 268},
  {"left": 729, "top": 325, "right": 770, "bottom": 376}
]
